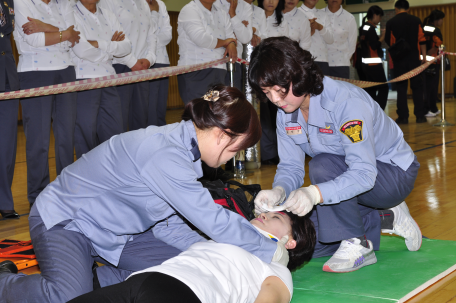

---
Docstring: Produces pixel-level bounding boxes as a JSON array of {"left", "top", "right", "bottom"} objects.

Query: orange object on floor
[{"left": 0, "top": 239, "right": 36, "bottom": 259}]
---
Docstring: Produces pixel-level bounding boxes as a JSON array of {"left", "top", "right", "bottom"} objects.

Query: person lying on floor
[{"left": 69, "top": 211, "right": 316, "bottom": 303}]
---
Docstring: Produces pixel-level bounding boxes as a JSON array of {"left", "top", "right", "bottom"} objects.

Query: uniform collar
[
  {"left": 367, "top": 20, "right": 376, "bottom": 27},
  {"left": 194, "top": 0, "right": 216, "bottom": 13},
  {"left": 283, "top": 6, "right": 297, "bottom": 16},
  {"left": 308, "top": 94, "right": 327, "bottom": 128},
  {"left": 300, "top": 4, "right": 316, "bottom": 13},
  {"left": 266, "top": 11, "right": 276, "bottom": 21},
  {"left": 325, "top": 5, "right": 343, "bottom": 16},
  {"left": 76, "top": 2, "right": 101, "bottom": 17},
  {"left": 219, "top": 0, "right": 230, "bottom": 10},
  {"left": 183, "top": 120, "right": 201, "bottom": 162}
]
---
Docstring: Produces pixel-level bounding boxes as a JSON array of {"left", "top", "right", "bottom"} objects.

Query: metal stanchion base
[{"left": 433, "top": 119, "right": 455, "bottom": 127}]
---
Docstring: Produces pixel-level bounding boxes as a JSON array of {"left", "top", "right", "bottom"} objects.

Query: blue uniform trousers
[
  {"left": 0, "top": 82, "right": 19, "bottom": 211},
  {"left": 328, "top": 66, "right": 350, "bottom": 79},
  {"left": 0, "top": 205, "right": 182, "bottom": 302},
  {"left": 177, "top": 68, "right": 226, "bottom": 105},
  {"left": 315, "top": 61, "right": 330, "bottom": 76},
  {"left": 309, "top": 153, "right": 420, "bottom": 258},
  {"left": 19, "top": 67, "right": 77, "bottom": 204},
  {"left": 113, "top": 64, "right": 149, "bottom": 132},
  {"left": 224, "top": 62, "right": 242, "bottom": 91},
  {"left": 74, "top": 86, "right": 123, "bottom": 159},
  {"left": 147, "top": 63, "right": 170, "bottom": 127}
]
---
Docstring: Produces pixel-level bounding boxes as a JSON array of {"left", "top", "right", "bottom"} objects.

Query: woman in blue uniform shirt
[
  {"left": 0, "top": 85, "right": 288, "bottom": 302},
  {"left": 248, "top": 37, "right": 422, "bottom": 273}
]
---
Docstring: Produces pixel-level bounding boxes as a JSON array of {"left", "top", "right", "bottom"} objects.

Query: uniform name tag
[
  {"left": 319, "top": 128, "right": 333, "bottom": 134},
  {"left": 286, "top": 126, "right": 302, "bottom": 135}
]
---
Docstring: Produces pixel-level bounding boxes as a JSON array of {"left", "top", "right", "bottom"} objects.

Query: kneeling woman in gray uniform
[
  {"left": 249, "top": 37, "right": 422, "bottom": 273},
  {"left": 0, "top": 85, "right": 288, "bottom": 302},
  {"left": 69, "top": 211, "right": 316, "bottom": 303}
]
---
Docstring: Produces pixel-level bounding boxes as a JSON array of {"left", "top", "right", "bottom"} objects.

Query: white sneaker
[
  {"left": 425, "top": 111, "right": 437, "bottom": 117},
  {"left": 435, "top": 110, "right": 441, "bottom": 115},
  {"left": 323, "top": 238, "right": 377, "bottom": 273},
  {"left": 382, "top": 201, "right": 422, "bottom": 251}
]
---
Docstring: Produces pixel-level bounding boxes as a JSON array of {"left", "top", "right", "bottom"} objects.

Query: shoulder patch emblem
[{"left": 340, "top": 120, "right": 363, "bottom": 143}]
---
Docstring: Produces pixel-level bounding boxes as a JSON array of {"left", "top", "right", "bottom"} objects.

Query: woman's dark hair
[
  {"left": 395, "top": 0, "right": 409, "bottom": 10},
  {"left": 258, "top": 0, "right": 285, "bottom": 27},
  {"left": 287, "top": 212, "right": 316, "bottom": 272},
  {"left": 363, "top": 5, "right": 384, "bottom": 24},
  {"left": 182, "top": 84, "right": 261, "bottom": 153},
  {"left": 423, "top": 10, "right": 445, "bottom": 25},
  {"left": 248, "top": 36, "right": 324, "bottom": 104}
]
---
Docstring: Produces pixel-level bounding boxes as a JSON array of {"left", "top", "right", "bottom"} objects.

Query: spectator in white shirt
[
  {"left": 13, "top": 0, "right": 88, "bottom": 206},
  {"left": 177, "top": 0, "right": 237, "bottom": 105},
  {"left": 245, "top": 0, "right": 267, "bottom": 47},
  {"left": 258, "top": 0, "right": 289, "bottom": 39},
  {"left": 146, "top": 0, "right": 172, "bottom": 127},
  {"left": 99, "top": 0, "right": 157, "bottom": 132},
  {"left": 282, "top": 0, "right": 311, "bottom": 51},
  {"left": 215, "top": 0, "right": 252, "bottom": 91},
  {"left": 322, "top": 0, "right": 357, "bottom": 79},
  {"left": 72, "top": 0, "right": 132, "bottom": 159},
  {"left": 299, "top": 0, "right": 333, "bottom": 75},
  {"left": 256, "top": 0, "right": 288, "bottom": 166}
]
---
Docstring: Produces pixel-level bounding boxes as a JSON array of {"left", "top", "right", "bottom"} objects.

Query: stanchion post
[{"left": 434, "top": 45, "right": 454, "bottom": 127}]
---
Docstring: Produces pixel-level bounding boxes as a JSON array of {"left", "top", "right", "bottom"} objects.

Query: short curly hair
[{"left": 248, "top": 37, "right": 324, "bottom": 104}]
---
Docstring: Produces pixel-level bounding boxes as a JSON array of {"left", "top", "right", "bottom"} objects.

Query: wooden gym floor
[{"left": 1, "top": 98, "right": 456, "bottom": 302}]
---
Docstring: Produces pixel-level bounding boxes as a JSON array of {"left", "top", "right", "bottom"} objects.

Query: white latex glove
[
  {"left": 271, "top": 235, "right": 289, "bottom": 267},
  {"left": 282, "top": 185, "right": 320, "bottom": 216},
  {"left": 254, "top": 186, "right": 286, "bottom": 215}
]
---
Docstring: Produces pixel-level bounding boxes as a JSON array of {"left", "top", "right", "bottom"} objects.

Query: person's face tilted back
[{"left": 251, "top": 212, "right": 294, "bottom": 245}]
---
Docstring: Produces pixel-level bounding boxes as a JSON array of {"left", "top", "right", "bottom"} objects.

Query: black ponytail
[
  {"left": 365, "top": 5, "right": 384, "bottom": 23},
  {"left": 423, "top": 10, "right": 445, "bottom": 26}
]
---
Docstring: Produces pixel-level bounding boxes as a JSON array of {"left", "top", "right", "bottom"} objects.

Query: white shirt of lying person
[
  {"left": 13, "top": 0, "right": 89, "bottom": 72},
  {"left": 72, "top": 2, "right": 132, "bottom": 79},
  {"left": 98, "top": 0, "right": 157, "bottom": 68},
  {"left": 152, "top": 0, "right": 172, "bottom": 64},
  {"left": 129, "top": 241, "right": 293, "bottom": 303},
  {"left": 215, "top": 0, "right": 253, "bottom": 61},
  {"left": 283, "top": 7, "right": 311, "bottom": 51},
  {"left": 264, "top": 11, "right": 289, "bottom": 38},
  {"left": 177, "top": 0, "right": 236, "bottom": 70},
  {"left": 251, "top": 4, "right": 267, "bottom": 40},
  {"left": 322, "top": 6, "right": 357, "bottom": 67},
  {"left": 299, "top": 4, "right": 334, "bottom": 62}
]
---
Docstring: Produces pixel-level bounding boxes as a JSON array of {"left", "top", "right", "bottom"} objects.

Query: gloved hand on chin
[
  {"left": 253, "top": 186, "right": 286, "bottom": 215},
  {"left": 282, "top": 185, "right": 321, "bottom": 216}
]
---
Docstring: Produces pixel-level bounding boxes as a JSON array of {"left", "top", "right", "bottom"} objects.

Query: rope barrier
[{"left": 0, "top": 53, "right": 451, "bottom": 101}]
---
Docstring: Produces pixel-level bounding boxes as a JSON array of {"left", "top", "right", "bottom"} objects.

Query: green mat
[{"left": 291, "top": 236, "right": 456, "bottom": 302}]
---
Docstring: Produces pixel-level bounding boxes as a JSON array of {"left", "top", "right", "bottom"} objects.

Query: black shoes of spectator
[
  {"left": 261, "top": 156, "right": 280, "bottom": 166},
  {"left": 395, "top": 117, "right": 408, "bottom": 124},
  {"left": 416, "top": 116, "right": 427, "bottom": 123},
  {"left": 0, "top": 210, "right": 20, "bottom": 219},
  {"left": 0, "top": 261, "right": 18, "bottom": 274}
]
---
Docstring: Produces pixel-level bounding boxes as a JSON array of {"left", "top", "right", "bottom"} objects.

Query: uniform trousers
[
  {"left": 74, "top": 86, "right": 123, "bottom": 159},
  {"left": 0, "top": 81, "right": 19, "bottom": 211},
  {"left": 394, "top": 59, "right": 425, "bottom": 119},
  {"left": 113, "top": 64, "right": 149, "bottom": 132},
  {"left": 148, "top": 63, "right": 170, "bottom": 127},
  {"left": 260, "top": 101, "right": 278, "bottom": 161},
  {"left": 224, "top": 62, "right": 242, "bottom": 91},
  {"left": 424, "top": 64, "right": 440, "bottom": 114},
  {"left": 315, "top": 61, "right": 330, "bottom": 76},
  {"left": 0, "top": 205, "right": 182, "bottom": 302},
  {"left": 328, "top": 66, "right": 350, "bottom": 79},
  {"left": 19, "top": 67, "right": 77, "bottom": 205},
  {"left": 177, "top": 68, "right": 226, "bottom": 105},
  {"left": 362, "top": 63, "right": 389, "bottom": 110},
  {"left": 308, "top": 153, "right": 420, "bottom": 258}
]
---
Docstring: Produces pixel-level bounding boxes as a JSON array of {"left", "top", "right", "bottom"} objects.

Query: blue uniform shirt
[
  {"left": 36, "top": 120, "right": 277, "bottom": 266},
  {"left": 273, "top": 77, "right": 415, "bottom": 205}
]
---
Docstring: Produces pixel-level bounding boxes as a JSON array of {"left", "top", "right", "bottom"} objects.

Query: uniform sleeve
[
  {"left": 272, "top": 114, "right": 306, "bottom": 198},
  {"left": 367, "top": 26, "right": 381, "bottom": 50},
  {"left": 96, "top": 11, "right": 132, "bottom": 58},
  {"left": 230, "top": 3, "right": 253, "bottom": 44},
  {"left": 347, "top": 16, "right": 358, "bottom": 58},
  {"left": 224, "top": 11, "right": 236, "bottom": 40},
  {"left": 264, "top": 262, "right": 293, "bottom": 302},
  {"left": 178, "top": 5, "right": 218, "bottom": 49},
  {"left": 317, "top": 98, "right": 378, "bottom": 205},
  {"left": 139, "top": 147, "right": 277, "bottom": 263},
  {"left": 13, "top": 0, "right": 45, "bottom": 48},
  {"left": 254, "top": 11, "right": 267, "bottom": 40},
  {"left": 418, "top": 23, "right": 426, "bottom": 45},
  {"left": 143, "top": 15, "right": 158, "bottom": 66},
  {"left": 156, "top": 1, "right": 173, "bottom": 48},
  {"left": 385, "top": 21, "right": 392, "bottom": 47},
  {"left": 319, "top": 14, "right": 333, "bottom": 45},
  {"left": 433, "top": 28, "right": 443, "bottom": 46},
  {"left": 298, "top": 15, "right": 312, "bottom": 51},
  {"left": 152, "top": 214, "right": 207, "bottom": 252}
]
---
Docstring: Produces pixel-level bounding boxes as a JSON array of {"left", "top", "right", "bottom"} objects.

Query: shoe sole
[{"left": 322, "top": 255, "right": 378, "bottom": 273}]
